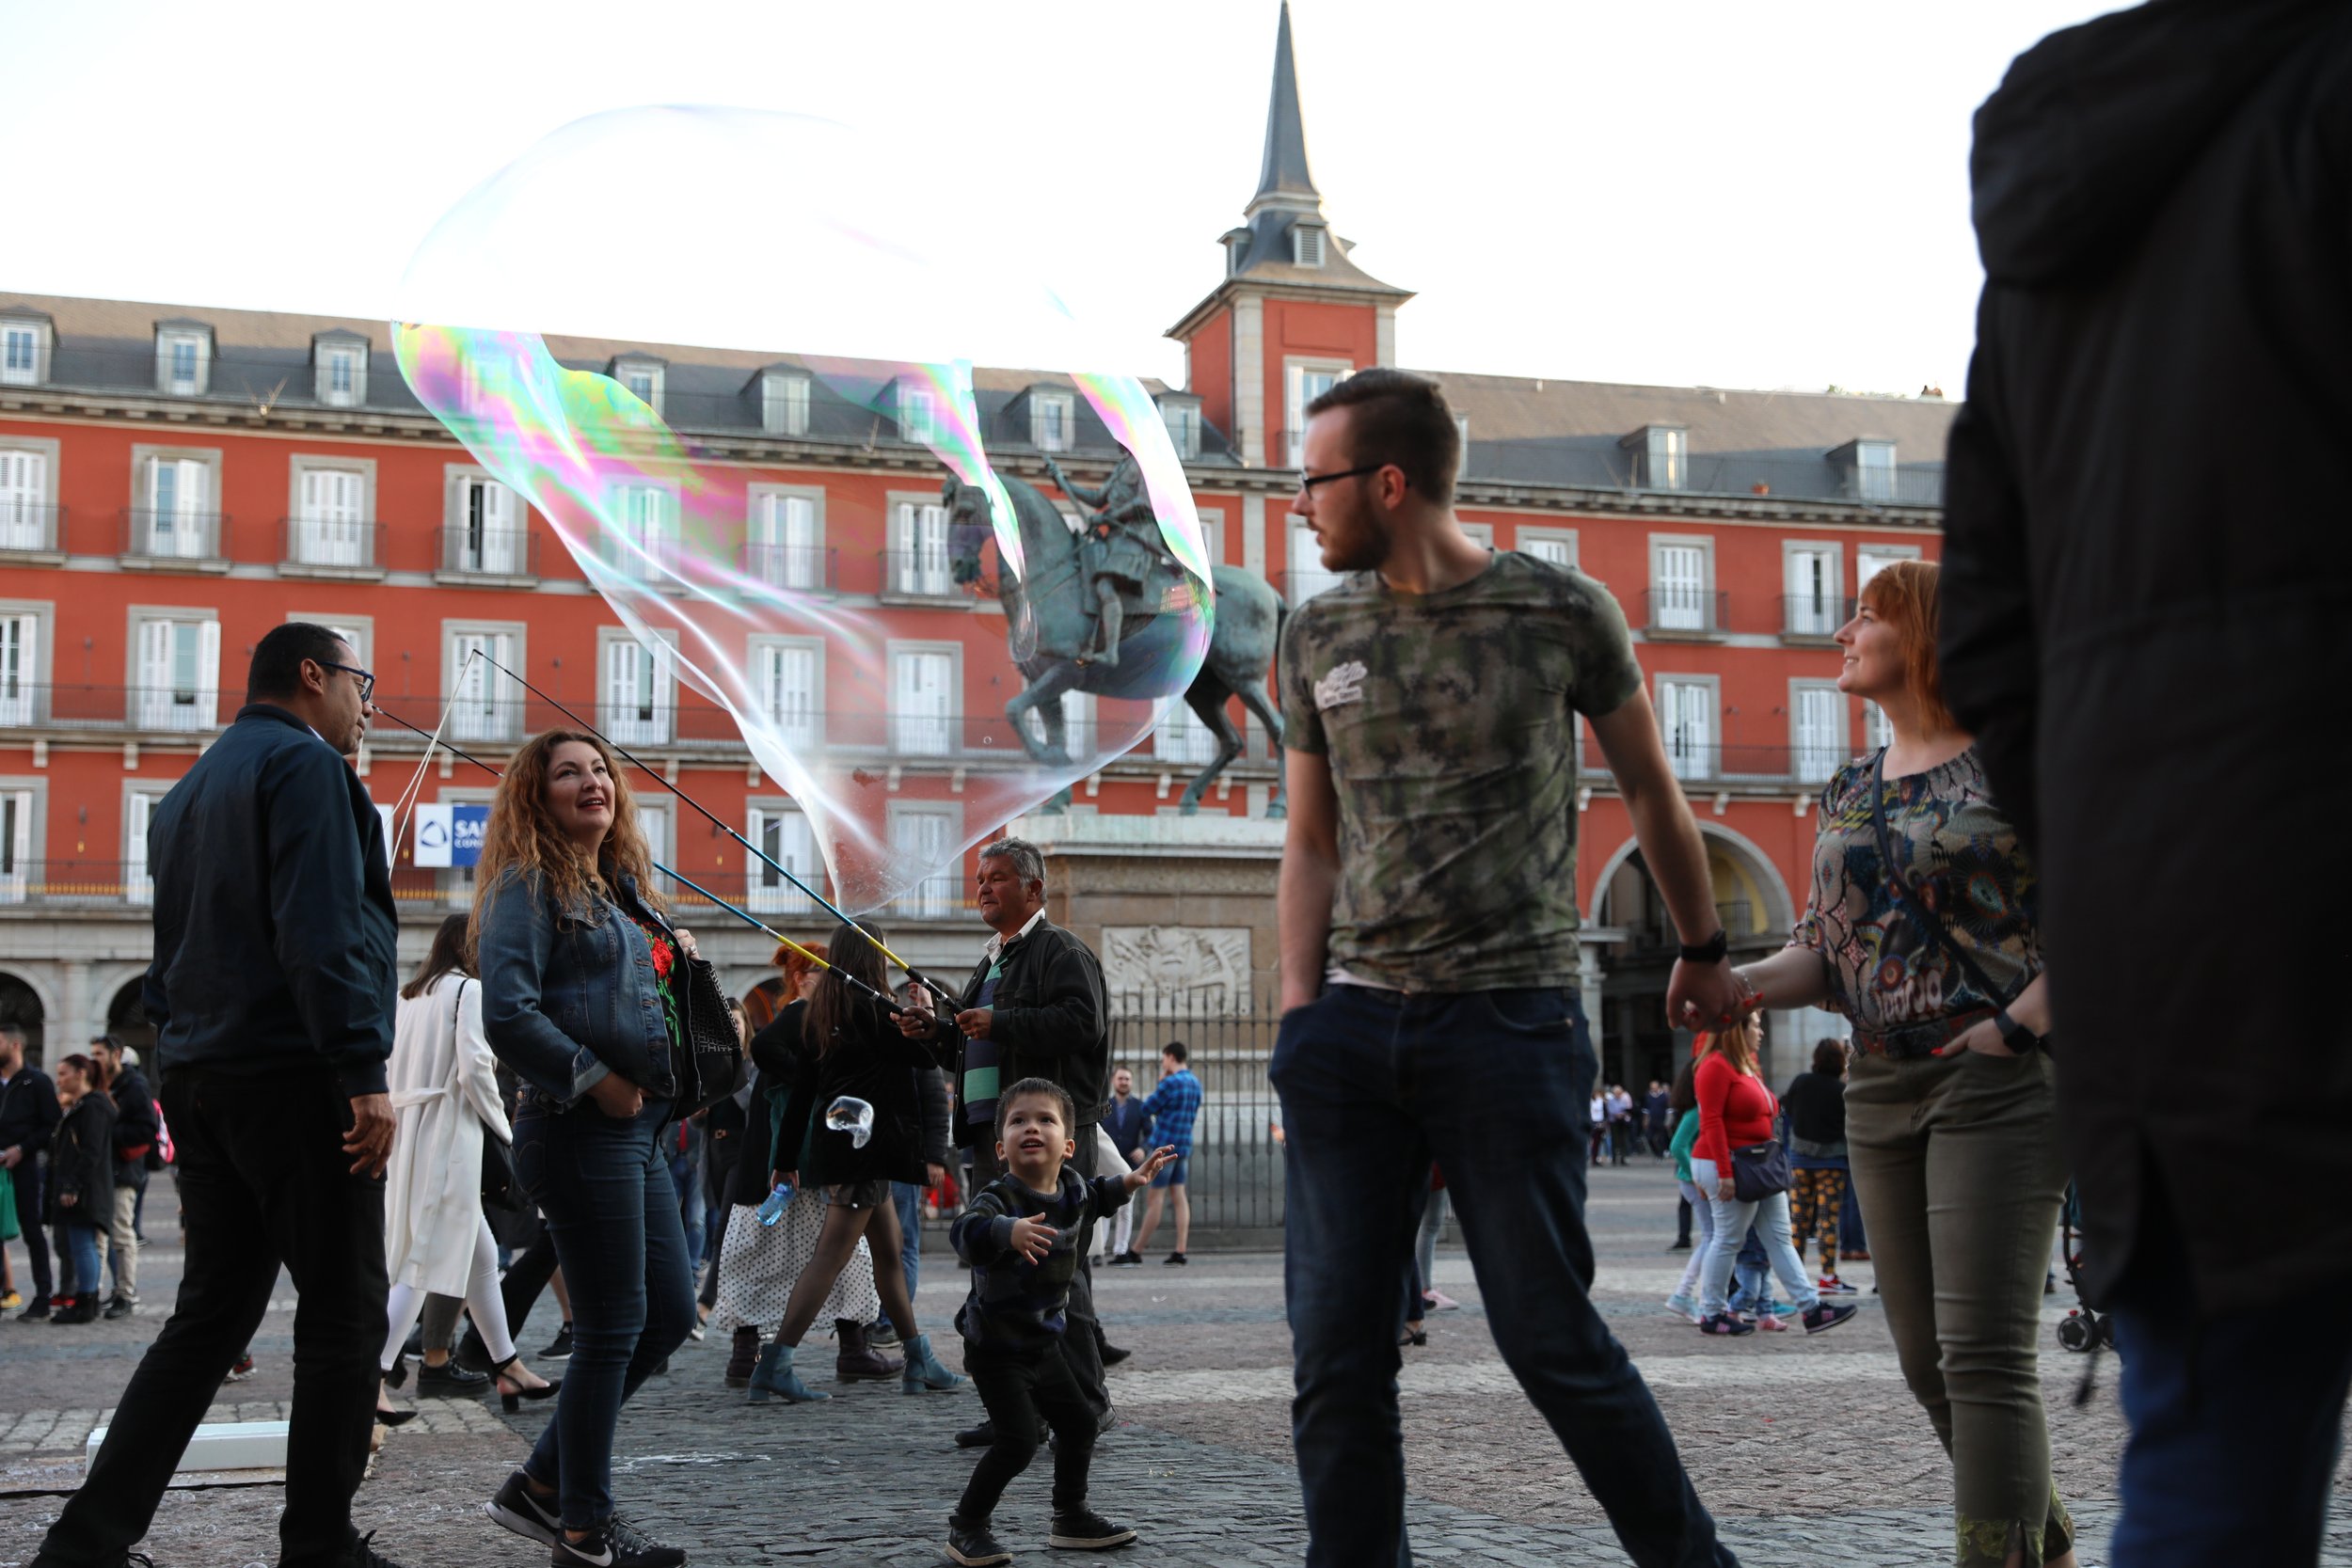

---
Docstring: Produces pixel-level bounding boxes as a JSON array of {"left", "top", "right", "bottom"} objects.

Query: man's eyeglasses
[
  {"left": 321, "top": 660, "right": 375, "bottom": 705},
  {"left": 1295, "top": 463, "right": 1387, "bottom": 495}
]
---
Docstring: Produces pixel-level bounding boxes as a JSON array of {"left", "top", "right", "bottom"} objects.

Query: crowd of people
[{"left": 15, "top": 16, "right": 2352, "bottom": 1560}]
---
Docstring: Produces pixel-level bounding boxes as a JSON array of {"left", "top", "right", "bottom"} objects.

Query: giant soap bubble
[{"left": 392, "top": 108, "right": 1213, "bottom": 913}]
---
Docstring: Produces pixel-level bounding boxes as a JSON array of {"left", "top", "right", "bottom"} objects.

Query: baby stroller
[{"left": 2054, "top": 1179, "right": 2113, "bottom": 1353}]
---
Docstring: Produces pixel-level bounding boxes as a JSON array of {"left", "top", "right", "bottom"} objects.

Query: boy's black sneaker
[
  {"left": 548, "top": 1520, "right": 684, "bottom": 1568},
  {"left": 1048, "top": 1510, "right": 1137, "bottom": 1551},
  {"left": 1802, "top": 1303, "right": 1859, "bottom": 1336},
  {"left": 946, "top": 1517, "right": 1012, "bottom": 1566},
  {"left": 486, "top": 1469, "right": 563, "bottom": 1546}
]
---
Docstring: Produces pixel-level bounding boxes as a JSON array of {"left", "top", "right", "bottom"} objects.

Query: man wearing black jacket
[
  {"left": 33, "top": 624, "right": 405, "bottom": 1568},
  {"left": 89, "top": 1035, "right": 156, "bottom": 1319},
  {"left": 1940, "top": 6, "right": 2352, "bottom": 1563},
  {"left": 898, "top": 835, "right": 1114, "bottom": 1439},
  {"left": 0, "top": 1024, "right": 61, "bottom": 1318}
]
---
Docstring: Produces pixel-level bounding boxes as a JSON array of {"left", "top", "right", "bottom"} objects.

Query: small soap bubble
[{"left": 825, "top": 1096, "right": 876, "bottom": 1149}]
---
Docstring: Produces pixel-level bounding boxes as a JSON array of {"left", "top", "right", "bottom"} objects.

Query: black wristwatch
[
  {"left": 1678, "top": 929, "right": 1728, "bottom": 965},
  {"left": 1994, "top": 1010, "right": 2046, "bottom": 1053}
]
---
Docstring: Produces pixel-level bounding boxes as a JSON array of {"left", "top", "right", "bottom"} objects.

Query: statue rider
[{"left": 1042, "top": 451, "right": 1167, "bottom": 668}]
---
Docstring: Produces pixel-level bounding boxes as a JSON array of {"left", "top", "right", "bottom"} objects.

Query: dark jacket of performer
[
  {"left": 145, "top": 705, "right": 400, "bottom": 1097},
  {"left": 943, "top": 919, "right": 1112, "bottom": 1144},
  {"left": 1939, "top": 0, "right": 2352, "bottom": 1317},
  {"left": 771, "top": 993, "right": 938, "bottom": 1189}
]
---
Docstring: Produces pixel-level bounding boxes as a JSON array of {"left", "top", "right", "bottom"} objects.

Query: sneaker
[
  {"left": 1666, "top": 1239, "right": 1692, "bottom": 1251},
  {"left": 868, "top": 1319, "right": 900, "bottom": 1350},
  {"left": 0, "top": 1290, "right": 19, "bottom": 1310},
  {"left": 946, "top": 1517, "right": 1012, "bottom": 1566},
  {"left": 1802, "top": 1303, "right": 1860, "bottom": 1335},
  {"left": 225, "top": 1351, "right": 256, "bottom": 1382},
  {"left": 548, "top": 1521, "right": 683, "bottom": 1568},
  {"left": 1423, "top": 1290, "right": 1461, "bottom": 1312},
  {"left": 1696, "top": 1311, "right": 1754, "bottom": 1337},
  {"left": 105, "top": 1295, "right": 137, "bottom": 1320},
  {"left": 1162, "top": 1252, "right": 1187, "bottom": 1266},
  {"left": 53, "top": 1298, "right": 98, "bottom": 1325},
  {"left": 1107, "top": 1250, "right": 1142, "bottom": 1267},
  {"left": 1048, "top": 1508, "right": 1138, "bottom": 1551},
  {"left": 608, "top": 1512, "right": 684, "bottom": 1567},
  {"left": 347, "top": 1528, "right": 407, "bottom": 1567},
  {"left": 487, "top": 1470, "right": 563, "bottom": 1547},
  {"left": 540, "top": 1323, "right": 576, "bottom": 1360},
  {"left": 1766, "top": 1301, "right": 1800, "bottom": 1318},
  {"left": 1663, "top": 1292, "right": 1701, "bottom": 1323},
  {"left": 1818, "top": 1276, "right": 1858, "bottom": 1296},
  {"left": 1754, "top": 1310, "right": 1788, "bottom": 1332}
]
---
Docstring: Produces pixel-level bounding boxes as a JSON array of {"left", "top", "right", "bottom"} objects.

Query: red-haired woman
[
  {"left": 1726, "top": 560, "right": 2074, "bottom": 1568},
  {"left": 472, "top": 730, "right": 697, "bottom": 1568}
]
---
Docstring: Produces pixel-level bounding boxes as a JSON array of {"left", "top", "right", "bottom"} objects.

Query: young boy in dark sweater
[{"left": 945, "top": 1077, "right": 1175, "bottom": 1565}]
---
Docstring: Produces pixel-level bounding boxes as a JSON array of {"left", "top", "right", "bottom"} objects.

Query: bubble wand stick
[
  {"left": 467, "top": 652, "right": 966, "bottom": 1004},
  {"left": 370, "top": 706, "right": 903, "bottom": 1011}
]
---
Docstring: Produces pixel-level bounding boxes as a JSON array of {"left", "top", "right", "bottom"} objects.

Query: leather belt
[{"left": 1855, "top": 1007, "right": 1994, "bottom": 1060}]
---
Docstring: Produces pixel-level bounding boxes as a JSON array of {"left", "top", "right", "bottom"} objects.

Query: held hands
[
  {"left": 1125, "top": 1145, "right": 1179, "bottom": 1191},
  {"left": 1666, "top": 957, "right": 1741, "bottom": 1034},
  {"left": 1008, "top": 1214, "right": 1058, "bottom": 1263},
  {"left": 343, "top": 1092, "right": 397, "bottom": 1178},
  {"left": 586, "top": 1073, "right": 646, "bottom": 1121}
]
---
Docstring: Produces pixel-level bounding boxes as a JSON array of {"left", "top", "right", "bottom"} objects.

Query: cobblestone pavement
[{"left": 5, "top": 1164, "right": 2347, "bottom": 1566}]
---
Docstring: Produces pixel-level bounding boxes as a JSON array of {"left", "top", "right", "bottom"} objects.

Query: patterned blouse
[{"left": 1790, "top": 747, "right": 2041, "bottom": 1036}]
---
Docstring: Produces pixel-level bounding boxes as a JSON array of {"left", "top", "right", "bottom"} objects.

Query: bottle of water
[{"left": 756, "top": 1180, "right": 793, "bottom": 1227}]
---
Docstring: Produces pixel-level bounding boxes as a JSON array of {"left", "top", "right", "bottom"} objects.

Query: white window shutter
[
  {"left": 127, "top": 791, "right": 155, "bottom": 905},
  {"left": 0, "top": 614, "right": 35, "bottom": 725},
  {"left": 197, "top": 621, "right": 220, "bottom": 727},
  {"left": 0, "top": 451, "right": 42, "bottom": 548}
]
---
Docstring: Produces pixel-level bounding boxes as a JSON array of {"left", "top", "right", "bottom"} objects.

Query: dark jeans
[
  {"left": 514, "top": 1097, "right": 696, "bottom": 1530},
  {"left": 957, "top": 1339, "right": 1098, "bottom": 1525},
  {"left": 56, "top": 1221, "right": 103, "bottom": 1298},
  {"left": 10, "top": 1156, "right": 51, "bottom": 1298},
  {"left": 35, "top": 1069, "right": 387, "bottom": 1568},
  {"left": 974, "top": 1127, "right": 1106, "bottom": 1419},
  {"left": 2108, "top": 1192, "right": 2352, "bottom": 1566},
  {"left": 1271, "top": 986, "right": 1734, "bottom": 1568}
]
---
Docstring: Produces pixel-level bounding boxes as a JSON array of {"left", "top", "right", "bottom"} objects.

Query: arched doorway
[
  {"left": 1589, "top": 826, "right": 1796, "bottom": 1091},
  {"left": 0, "top": 971, "right": 46, "bottom": 1063},
  {"left": 107, "top": 978, "right": 158, "bottom": 1064}
]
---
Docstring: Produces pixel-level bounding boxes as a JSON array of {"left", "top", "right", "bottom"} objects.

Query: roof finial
[{"left": 1249, "top": 2, "right": 1320, "bottom": 215}]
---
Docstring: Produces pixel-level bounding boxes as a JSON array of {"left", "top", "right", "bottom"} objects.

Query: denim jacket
[{"left": 477, "top": 864, "right": 676, "bottom": 1109}]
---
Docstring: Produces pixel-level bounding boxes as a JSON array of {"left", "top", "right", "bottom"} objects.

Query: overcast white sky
[{"left": 2, "top": 0, "right": 2117, "bottom": 397}]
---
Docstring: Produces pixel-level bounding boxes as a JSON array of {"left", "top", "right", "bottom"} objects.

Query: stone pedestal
[{"left": 1006, "top": 812, "right": 1286, "bottom": 1010}]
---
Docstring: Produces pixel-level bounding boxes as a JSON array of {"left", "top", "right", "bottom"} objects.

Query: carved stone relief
[{"left": 1101, "top": 926, "right": 1255, "bottom": 1016}]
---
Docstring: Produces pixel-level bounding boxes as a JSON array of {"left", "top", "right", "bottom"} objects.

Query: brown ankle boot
[
  {"left": 724, "top": 1325, "right": 763, "bottom": 1388},
  {"left": 834, "top": 1317, "right": 903, "bottom": 1382}
]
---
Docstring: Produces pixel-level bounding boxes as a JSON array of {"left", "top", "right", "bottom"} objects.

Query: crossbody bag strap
[{"left": 1867, "top": 751, "right": 2023, "bottom": 1017}]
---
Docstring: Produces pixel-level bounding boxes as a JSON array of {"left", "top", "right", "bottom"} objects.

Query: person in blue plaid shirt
[{"left": 1121, "top": 1043, "right": 1202, "bottom": 1265}]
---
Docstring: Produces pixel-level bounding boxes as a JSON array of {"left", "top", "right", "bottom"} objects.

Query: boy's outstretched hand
[
  {"left": 1125, "top": 1145, "right": 1180, "bottom": 1191},
  {"left": 1009, "top": 1215, "right": 1059, "bottom": 1263}
]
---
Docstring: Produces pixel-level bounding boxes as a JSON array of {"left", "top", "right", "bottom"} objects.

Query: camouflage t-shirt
[{"left": 1280, "top": 550, "right": 1645, "bottom": 992}]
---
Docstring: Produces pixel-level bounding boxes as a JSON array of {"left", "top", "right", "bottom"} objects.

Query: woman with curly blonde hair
[{"left": 470, "top": 730, "right": 698, "bottom": 1568}]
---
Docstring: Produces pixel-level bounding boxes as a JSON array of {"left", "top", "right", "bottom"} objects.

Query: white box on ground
[{"left": 86, "top": 1419, "right": 290, "bottom": 1472}]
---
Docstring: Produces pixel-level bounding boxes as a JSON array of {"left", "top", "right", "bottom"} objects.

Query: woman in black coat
[
  {"left": 740, "top": 923, "right": 964, "bottom": 1402},
  {"left": 44, "top": 1053, "right": 116, "bottom": 1324}
]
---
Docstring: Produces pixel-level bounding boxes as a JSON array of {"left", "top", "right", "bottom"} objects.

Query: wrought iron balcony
[
  {"left": 1644, "top": 587, "right": 1730, "bottom": 638},
  {"left": 436, "top": 525, "right": 541, "bottom": 578},
  {"left": 739, "top": 544, "right": 836, "bottom": 594},
  {"left": 1779, "top": 594, "right": 1854, "bottom": 641},
  {"left": 0, "top": 682, "right": 229, "bottom": 734},
  {"left": 281, "top": 516, "right": 387, "bottom": 573},
  {"left": 877, "top": 549, "right": 970, "bottom": 601},
  {"left": 119, "top": 508, "right": 230, "bottom": 563},
  {"left": 0, "top": 501, "right": 64, "bottom": 554}
]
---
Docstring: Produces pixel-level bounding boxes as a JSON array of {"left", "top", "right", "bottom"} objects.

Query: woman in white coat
[{"left": 380, "top": 915, "right": 556, "bottom": 1420}]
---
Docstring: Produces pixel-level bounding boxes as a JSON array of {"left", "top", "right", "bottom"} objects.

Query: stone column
[{"left": 60, "top": 958, "right": 93, "bottom": 1056}]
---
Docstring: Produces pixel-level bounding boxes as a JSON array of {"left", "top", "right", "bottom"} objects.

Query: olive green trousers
[{"left": 1847, "top": 1046, "right": 2074, "bottom": 1567}]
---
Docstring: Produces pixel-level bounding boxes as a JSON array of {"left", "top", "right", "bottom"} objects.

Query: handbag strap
[{"left": 1867, "top": 751, "right": 2021, "bottom": 1017}]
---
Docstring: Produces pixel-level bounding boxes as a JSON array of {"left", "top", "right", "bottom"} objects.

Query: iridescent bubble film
[{"left": 392, "top": 107, "right": 1213, "bottom": 911}]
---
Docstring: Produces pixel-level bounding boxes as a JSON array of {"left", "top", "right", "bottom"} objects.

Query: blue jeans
[
  {"left": 891, "top": 1181, "right": 922, "bottom": 1299},
  {"left": 58, "top": 1221, "right": 103, "bottom": 1298},
  {"left": 1271, "top": 986, "right": 1734, "bottom": 1568},
  {"left": 2108, "top": 1197, "right": 2352, "bottom": 1566},
  {"left": 513, "top": 1098, "right": 697, "bottom": 1531},
  {"left": 665, "top": 1148, "right": 704, "bottom": 1271},
  {"left": 1691, "top": 1163, "right": 1819, "bottom": 1319}
]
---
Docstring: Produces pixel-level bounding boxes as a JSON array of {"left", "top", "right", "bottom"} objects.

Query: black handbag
[
  {"left": 453, "top": 980, "right": 525, "bottom": 1214},
  {"left": 1730, "top": 1139, "right": 1792, "bottom": 1202},
  {"left": 670, "top": 953, "right": 746, "bottom": 1120}
]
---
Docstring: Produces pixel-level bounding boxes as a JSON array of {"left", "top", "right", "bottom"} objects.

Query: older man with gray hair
[{"left": 898, "top": 835, "right": 1115, "bottom": 1446}]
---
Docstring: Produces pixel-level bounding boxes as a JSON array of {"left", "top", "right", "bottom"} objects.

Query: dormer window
[
  {"left": 898, "top": 385, "right": 938, "bottom": 445},
  {"left": 311, "top": 332, "right": 370, "bottom": 408},
  {"left": 762, "top": 371, "right": 810, "bottom": 436},
  {"left": 155, "top": 324, "right": 213, "bottom": 396},
  {"left": 1222, "top": 229, "right": 1250, "bottom": 277},
  {"left": 0, "top": 313, "right": 51, "bottom": 388},
  {"left": 1622, "top": 424, "right": 1687, "bottom": 491},
  {"left": 1156, "top": 395, "right": 1202, "bottom": 460},
  {"left": 1292, "top": 224, "right": 1327, "bottom": 267},
  {"left": 1030, "top": 390, "right": 1074, "bottom": 452},
  {"left": 611, "top": 356, "right": 666, "bottom": 417},
  {"left": 1855, "top": 439, "right": 1897, "bottom": 503}
]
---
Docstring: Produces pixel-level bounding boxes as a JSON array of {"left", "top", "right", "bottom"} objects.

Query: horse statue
[{"left": 941, "top": 473, "right": 1285, "bottom": 815}]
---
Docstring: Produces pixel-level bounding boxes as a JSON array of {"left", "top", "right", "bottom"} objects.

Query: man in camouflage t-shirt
[{"left": 1271, "top": 369, "right": 1743, "bottom": 1568}]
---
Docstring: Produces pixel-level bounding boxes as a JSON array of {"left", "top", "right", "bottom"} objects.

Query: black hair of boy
[{"left": 992, "top": 1077, "right": 1075, "bottom": 1145}]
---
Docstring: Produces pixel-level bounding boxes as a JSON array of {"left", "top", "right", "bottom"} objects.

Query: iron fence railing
[
  {"left": 280, "top": 516, "right": 386, "bottom": 571},
  {"left": 0, "top": 683, "right": 230, "bottom": 733},
  {"left": 0, "top": 500, "right": 63, "bottom": 553},
  {"left": 1107, "top": 981, "right": 1286, "bottom": 1240},
  {"left": 1779, "top": 594, "right": 1854, "bottom": 639},
  {"left": 739, "top": 544, "right": 836, "bottom": 593},
  {"left": 436, "top": 525, "right": 541, "bottom": 578},
  {"left": 119, "top": 507, "right": 229, "bottom": 562},
  {"left": 1645, "top": 587, "right": 1730, "bottom": 636}
]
